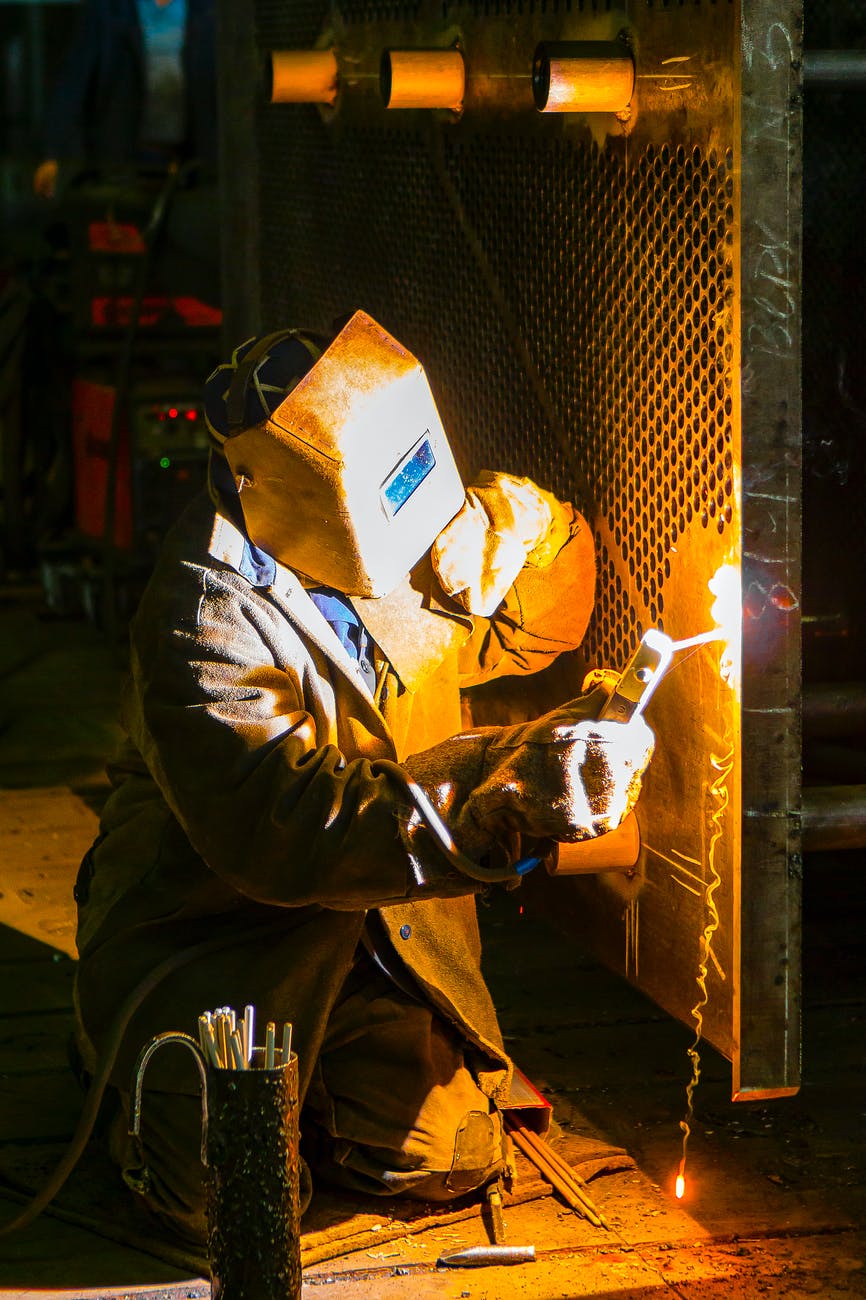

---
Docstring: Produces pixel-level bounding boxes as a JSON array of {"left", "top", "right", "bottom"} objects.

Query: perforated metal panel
[{"left": 218, "top": 0, "right": 802, "bottom": 1095}]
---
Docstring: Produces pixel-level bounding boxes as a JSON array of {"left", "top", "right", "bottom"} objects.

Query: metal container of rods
[{"left": 131, "top": 1027, "right": 301, "bottom": 1300}]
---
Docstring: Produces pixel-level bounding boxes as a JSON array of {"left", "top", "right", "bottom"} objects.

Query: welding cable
[{"left": 384, "top": 761, "right": 538, "bottom": 883}]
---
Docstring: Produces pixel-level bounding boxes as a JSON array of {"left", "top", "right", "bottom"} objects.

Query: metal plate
[{"left": 219, "top": 0, "right": 802, "bottom": 1096}]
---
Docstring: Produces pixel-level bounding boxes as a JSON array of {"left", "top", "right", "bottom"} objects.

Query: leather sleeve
[
  {"left": 126, "top": 564, "right": 483, "bottom": 911},
  {"left": 456, "top": 504, "right": 596, "bottom": 686}
]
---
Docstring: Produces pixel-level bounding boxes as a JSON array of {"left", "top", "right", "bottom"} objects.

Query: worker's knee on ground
[
  {"left": 304, "top": 1101, "right": 506, "bottom": 1203},
  {"left": 380, "top": 1103, "right": 506, "bottom": 1201}
]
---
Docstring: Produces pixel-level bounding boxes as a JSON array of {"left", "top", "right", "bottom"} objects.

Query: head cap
[{"left": 204, "top": 329, "right": 326, "bottom": 449}]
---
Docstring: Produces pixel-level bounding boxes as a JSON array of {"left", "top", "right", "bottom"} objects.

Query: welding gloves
[
  {"left": 404, "top": 685, "right": 655, "bottom": 872},
  {"left": 430, "top": 470, "right": 573, "bottom": 617}
]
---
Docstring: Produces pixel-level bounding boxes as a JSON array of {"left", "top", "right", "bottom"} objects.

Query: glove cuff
[{"left": 402, "top": 729, "right": 500, "bottom": 864}]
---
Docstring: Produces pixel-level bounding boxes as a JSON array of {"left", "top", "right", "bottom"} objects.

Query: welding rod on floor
[{"left": 506, "top": 1120, "right": 608, "bottom": 1229}]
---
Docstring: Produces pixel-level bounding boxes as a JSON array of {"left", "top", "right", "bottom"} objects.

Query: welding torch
[
  {"left": 503, "top": 629, "right": 673, "bottom": 879},
  {"left": 596, "top": 627, "right": 675, "bottom": 723},
  {"left": 543, "top": 624, "right": 728, "bottom": 877}
]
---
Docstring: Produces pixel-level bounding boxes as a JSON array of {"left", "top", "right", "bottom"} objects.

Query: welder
[{"left": 72, "top": 310, "right": 654, "bottom": 1248}]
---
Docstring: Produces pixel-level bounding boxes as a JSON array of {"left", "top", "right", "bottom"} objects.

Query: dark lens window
[{"left": 383, "top": 436, "right": 436, "bottom": 515}]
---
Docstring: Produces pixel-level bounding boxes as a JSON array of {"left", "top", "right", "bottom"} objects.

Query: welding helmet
[{"left": 206, "top": 310, "right": 466, "bottom": 598}]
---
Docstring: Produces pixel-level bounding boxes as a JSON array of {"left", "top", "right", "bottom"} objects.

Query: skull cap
[{"left": 204, "top": 329, "right": 326, "bottom": 448}]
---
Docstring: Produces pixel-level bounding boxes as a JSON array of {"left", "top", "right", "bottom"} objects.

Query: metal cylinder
[
  {"left": 803, "top": 682, "right": 866, "bottom": 739},
  {"left": 206, "top": 1051, "right": 301, "bottom": 1300},
  {"left": 268, "top": 50, "right": 338, "bottom": 106},
  {"left": 803, "top": 50, "right": 866, "bottom": 89},
  {"left": 802, "top": 785, "right": 866, "bottom": 853},
  {"left": 380, "top": 49, "right": 465, "bottom": 111},
  {"left": 545, "top": 811, "right": 641, "bottom": 875},
  {"left": 533, "top": 41, "right": 634, "bottom": 113}
]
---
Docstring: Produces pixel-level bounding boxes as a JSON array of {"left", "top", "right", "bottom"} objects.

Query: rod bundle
[
  {"left": 197, "top": 1004, "right": 293, "bottom": 1070},
  {"left": 505, "top": 1118, "right": 609, "bottom": 1229}
]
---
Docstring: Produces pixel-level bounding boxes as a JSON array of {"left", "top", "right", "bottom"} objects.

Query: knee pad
[{"left": 445, "top": 1108, "right": 505, "bottom": 1195}]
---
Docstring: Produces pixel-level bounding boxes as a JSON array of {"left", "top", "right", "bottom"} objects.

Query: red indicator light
[
  {"left": 168, "top": 407, "right": 178, "bottom": 419},
  {"left": 186, "top": 409, "right": 197, "bottom": 421}
]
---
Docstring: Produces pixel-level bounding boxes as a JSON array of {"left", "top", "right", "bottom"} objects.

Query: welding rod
[
  {"left": 197, "top": 1005, "right": 297, "bottom": 1070},
  {"left": 517, "top": 1125, "right": 609, "bottom": 1228},
  {"left": 506, "top": 1122, "right": 607, "bottom": 1228},
  {"left": 215, "top": 1012, "right": 229, "bottom": 1068},
  {"left": 229, "top": 1029, "right": 247, "bottom": 1070},
  {"left": 517, "top": 1125, "right": 595, "bottom": 1196},
  {"left": 198, "top": 1013, "right": 220, "bottom": 1069},
  {"left": 244, "top": 1004, "right": 255, "bottom": 1064}
]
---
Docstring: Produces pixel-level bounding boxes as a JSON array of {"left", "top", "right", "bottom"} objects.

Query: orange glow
[
  {"left": 269, "top": 50, "right": 339, "bottom": 106},
  {"left": 673, "top": 574, "right": 737, "bottom": 1210},
  {"left": 534, "top": 43, "right": 635, "bottom": 114},
  {"left": 382, "top": 50, "right": 465, "bottom": 112}
]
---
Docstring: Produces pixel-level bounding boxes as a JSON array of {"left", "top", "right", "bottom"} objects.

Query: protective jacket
[{"left": 74, "top": 491, "right": 595, "bottom": 1103}]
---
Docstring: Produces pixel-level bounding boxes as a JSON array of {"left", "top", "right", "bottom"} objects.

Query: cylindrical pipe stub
[
  {"left": 268, "top": 50, "right": 338, "bottom": 105},
  {"left": 802, "top": 785, "right": 866, "bottom": 853},
  {"left": 545, "top": 811, "right": 641, "bottom": 875},
  {"left": 206, "top": 1052, "right": 301, "bottom": 1299},
  {"left": 533, "top": 41, "right": 635, "bottom": 113},
  {"left": 381, "top": 49, "right": 465, "bottom": 111}
]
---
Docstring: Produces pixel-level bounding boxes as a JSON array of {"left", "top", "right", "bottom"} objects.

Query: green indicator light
[{"left": 159, "top": 456, "right": 171, "bottom": 469}]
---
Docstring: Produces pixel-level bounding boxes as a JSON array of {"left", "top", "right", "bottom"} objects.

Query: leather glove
[
  {"left": 430, "top": 470, "right": 572, "bottom": 617},
  {"left": 404, "top": 685, "right": 655, "bottom": 866}
]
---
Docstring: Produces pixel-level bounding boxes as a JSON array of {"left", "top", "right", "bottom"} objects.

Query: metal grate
[
  {"left": 443, "top": 136, "right": 736, "bottom": 666},
  {"left": 233, "top": 0, "right": 804, "bottom": 1094},
  {"left": 256, "top": 111, "right": 735, "bottom": 673}
]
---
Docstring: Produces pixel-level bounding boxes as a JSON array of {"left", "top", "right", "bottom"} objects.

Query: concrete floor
[{"left": 0, "top": 583, "right": 865, "bottom": 1298}]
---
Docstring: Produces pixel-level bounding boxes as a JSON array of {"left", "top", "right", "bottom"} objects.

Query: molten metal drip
[{"left": 676, "top": 736, "right": 733, "bottom": 1204}]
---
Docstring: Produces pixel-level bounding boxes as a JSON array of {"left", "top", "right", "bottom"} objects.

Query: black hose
[{"left": 379, "top": 759, "right": 524, "bottom": 884}]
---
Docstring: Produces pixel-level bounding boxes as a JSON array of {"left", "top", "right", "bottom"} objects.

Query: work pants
[{"left": 111, "top": 953, "right": 507, "bottom": 1246}]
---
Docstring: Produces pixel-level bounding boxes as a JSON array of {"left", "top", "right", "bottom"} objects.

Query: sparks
[
  {"left": 674, "top": 588, "right": 736, "bottom": 1204},
  {"left": 675, "top": 738, "right": 733, "bottom": 1204},
  {"left": 676, "top": 740, "right": 734, "bottom": 1198}
]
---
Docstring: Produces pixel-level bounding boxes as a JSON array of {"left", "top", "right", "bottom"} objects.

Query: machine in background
[{"left": 37, "top": 173, "right": 220, "bottom": 624}]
